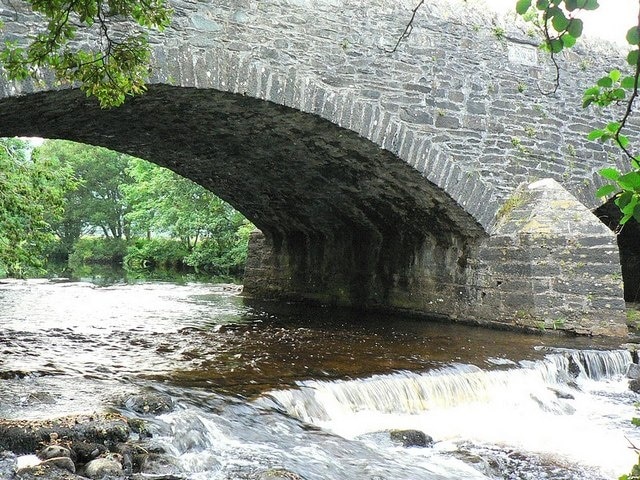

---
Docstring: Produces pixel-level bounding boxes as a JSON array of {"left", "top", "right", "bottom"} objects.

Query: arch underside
[
  {"left": 0, "top": 85, "right": 484, "bottom": 307},
  {"left": 0, "top": 85, "right": 483, "bottom": 242}
]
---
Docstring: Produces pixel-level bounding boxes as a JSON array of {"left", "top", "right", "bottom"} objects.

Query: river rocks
[
  {"left": 0, "top": 413, "right": 162, "bottom": 479},
  {"left": 567, "top": 356, "right": 582, "bottom": 378},
  {"left": 134, "top": 452, "right": 182, "bottom": 476},
  {"left": 49, "top": 456, "right": 76, "bottom": 473},
  {"left": 548, "top": 387, "right": 575, "bottom": 400},
  {"left": 628, "top": 359, "right": 640, "bottom": 392},
  {"left": 84, "top": 455, "right": 123, "bottom": 479},
  {"left": 37, "top": 446, "right": 76, "bottom": 473},
  {"left": 256, "top": 468, "right": 306, "bottom": 479},
  {"left": 38, "top": 445, "right": 72, "bottom": 461},
  {"left": 14, "top": 455, "right": 79, "bottom": 479},
  {"left": 122, "top": 392, "right": 174, "bottom": 415},
  {"left": 0, "top": 414, "right": 130, "bottom": 454},
  {"left": 389, "top": 429, "right": 434, "bottom": 448},
  {"left": 15, "top": 454, "right": 42, "bottom": 473},
  {"left": 0, "top": 407, "right": 192, "bottom": 479},
  {"left": 15, "top": 464, "right": 86, "bottom": 480}
]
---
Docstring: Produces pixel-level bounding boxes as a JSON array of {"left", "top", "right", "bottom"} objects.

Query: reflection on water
[
  {"left": 45, "top": 260, "right": 240, "bottom": 286},
  {"left": 0, "top": 278, "right": 637, "bottom": 479}
]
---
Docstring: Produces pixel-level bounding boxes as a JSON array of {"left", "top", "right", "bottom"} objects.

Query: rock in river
[{"left": 389, "top": 429, "right": 434, "bottom": 448}]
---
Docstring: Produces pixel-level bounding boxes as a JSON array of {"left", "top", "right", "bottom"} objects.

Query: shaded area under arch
[
  {"left": 595, "top": 198, "right": 640, "bottom": 303},
  {"left": 0, "top": 85, "right": 483, "bottom": 244}
]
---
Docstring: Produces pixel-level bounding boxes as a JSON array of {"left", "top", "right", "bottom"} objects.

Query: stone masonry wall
[{"left": 1, "top": 0, "right": 635, "bottom": 226}]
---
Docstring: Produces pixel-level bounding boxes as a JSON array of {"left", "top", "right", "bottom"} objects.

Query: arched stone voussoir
[{"left": 145, "top": 44, "right": 499, "bottom": 233}]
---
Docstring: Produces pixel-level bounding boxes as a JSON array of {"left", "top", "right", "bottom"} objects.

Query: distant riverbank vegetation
[{"left": 0, "top": 137, "right": 253, "bottom": 279}]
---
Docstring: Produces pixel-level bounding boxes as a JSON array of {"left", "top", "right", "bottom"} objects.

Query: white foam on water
[{"left": 264, "top": 349, "right": 639, "bottom": 478}]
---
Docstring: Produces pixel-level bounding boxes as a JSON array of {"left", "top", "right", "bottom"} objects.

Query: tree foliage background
[
  {"left": 0, "top": 138, "right": 73, "bottom": 277},
  {"left": 0, "top": 139, "right": 252, "bottom": 278}
]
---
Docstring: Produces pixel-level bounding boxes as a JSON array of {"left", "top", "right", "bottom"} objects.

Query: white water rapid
[{"left": 261, "top": 349, "right": 638, "bottom": 479}]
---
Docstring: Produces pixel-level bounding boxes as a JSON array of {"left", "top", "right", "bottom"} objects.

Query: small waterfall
[
  {"left": 547, "top": 348, "right": 632, "bottom": 380},
  {"left": 263, "top": 349, "right": 633, "bottom": 425}
]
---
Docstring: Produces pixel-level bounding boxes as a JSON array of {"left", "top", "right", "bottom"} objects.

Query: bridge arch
[
  {"left": 0, "top": 0, "right": 629, "bottom": 334},
  {"left": 0, "top": 82, "right": 485, "bottom": 310}
]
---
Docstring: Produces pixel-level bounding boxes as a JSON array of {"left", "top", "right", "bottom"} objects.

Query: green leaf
[
  {"left": 613, "top": 88, "right": 626, "bottom": 100},
  {"left": 600, "top": 167, "right": 621, "bottom": 180},
  {"left": 616, "top": 191, "right": 633, "bottom": 209},
  {"left": 551, "top": 10, "right": 569, "bottom": 31},
  {"left": 628, "top": 26, "right": 640, "bottom": 46},
  {"left": 608, "top": 88, "right": 627, "bottom": 103},
  {"left": 595, "top": 184, "right": 617, "bottom": 198},
  {"left": 584, "top": 86, "right": 600, "bottom": 96},
  {"left": 561, "top": 34, "right": 576, "bottom": 48},
  {"left": 587, "top": 129, "right": 604, "bottom": 141},
  {"left": 582, "top": 96, "right": 594, "bottom": 108},
  {"left": 618, "top": 172, "right": 640, "bottom": 191},
  {"left": 619, "top": 134, "right": 630, "bottom": 148},
  {"left": 536, "top": 0, "right": 550, "bottom": 9},
  {"left": 565, "top": 0, "right": 578, "bottom": 10},
  {"left": 609, "top": 69, "right": 621, "bottom": 82},
  {"left": 597, "top": 76, "right": 613, "bottom": 88},
  {"left": 606, "top": 121, "right": 621, "bottom": 133},
  {"left": 628, "top": 50, "right": 639, "bottom": 67},
  {"left": 621, "top": 194, "right": 639, "bottom": 214},
  {"left": 582, "top": 0, "right": 599, "bottom": 10},
  {"left": 621, "top": 76, "right": 636, "bottom": 89},
  {"left": 516, "top": 0, "right": 532, "bottom": 14},
  {"left": 567, "top": 18, "right": 583, "bottom": 38},
  {"left": 549, "top": 38, "right": 563, "bottom": 53}
]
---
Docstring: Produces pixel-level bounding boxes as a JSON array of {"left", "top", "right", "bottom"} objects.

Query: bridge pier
[
  {"left": 469, "top": 179, "right": 626, "bottom": 336},
  {"left": 244, "top": 179, "right": 627, "bottom": 336}
]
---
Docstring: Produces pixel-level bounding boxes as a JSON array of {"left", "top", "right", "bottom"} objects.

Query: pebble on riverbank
[{"left": 0, "top": 413, "right": 135, "bottom": 479}]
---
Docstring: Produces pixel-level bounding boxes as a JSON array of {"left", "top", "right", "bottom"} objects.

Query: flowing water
[{"left": 0, "top": 278, "right": 638, "bottom": 479}]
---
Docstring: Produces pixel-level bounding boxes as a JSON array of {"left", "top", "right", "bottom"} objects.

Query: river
[{"left": 0, "top": 278, "right": 638, "bottom": 479}]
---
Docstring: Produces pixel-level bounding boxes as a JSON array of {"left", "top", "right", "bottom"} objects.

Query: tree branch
[
  {"left": 615, "top": 1, "right": 640, "bottom": 162},
  {"left": 386, "top": 0, "right": 425, "bottom": 53}
]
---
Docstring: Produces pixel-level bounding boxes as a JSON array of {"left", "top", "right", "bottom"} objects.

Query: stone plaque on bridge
[{"left": 507, "top": 44, "right": 538, "bottom": 66}]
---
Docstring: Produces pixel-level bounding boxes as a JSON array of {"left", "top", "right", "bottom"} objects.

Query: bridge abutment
[
  {"left": 243, "top": 227, "right": 473, "bottom": 314},
  {"left": 244, "top": 179, "right": 626, "bottom": 336}
]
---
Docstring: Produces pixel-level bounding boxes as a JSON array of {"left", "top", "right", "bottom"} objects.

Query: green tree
[
  {"left": 0, "top": 0, "right": 172, "bottom": 107},
  {"left": 123, "top": 158, "right": 250, "bottom": 252},
  {"left": 0, "top": 138, "right": 73, "bottom": 277},
  {"left": 35, "top": 140, "right": 133, "bottom": 243}
]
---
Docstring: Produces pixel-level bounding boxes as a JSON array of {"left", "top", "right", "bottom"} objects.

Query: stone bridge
[{"left": 0, "top": 0, "right": 632, "bottom": 335}]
